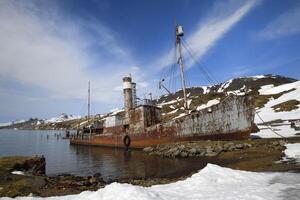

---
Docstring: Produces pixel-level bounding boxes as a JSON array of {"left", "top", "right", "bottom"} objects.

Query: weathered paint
[
  {"left": 167, "top": 95, "right": 254, "bottom": 136},
  {"left": 123, "top": 77, "right": 133, "bottom": 113},
  {"left": 104, "top": 115, "right": 123, "bottom": 127},
  {"left": 71, "top": 95, "right": 255, "bottom": 149}
]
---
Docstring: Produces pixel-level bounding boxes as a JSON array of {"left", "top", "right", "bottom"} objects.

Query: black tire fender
[{"left": 123, "top": 135, "right": 131, "bottom": 148}]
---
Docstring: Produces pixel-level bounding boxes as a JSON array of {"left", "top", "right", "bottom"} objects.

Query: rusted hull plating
[
  {"left": 70, "top": 95, "right": 255, "bottom": 149},
  {"left": 70, "top": 130, "right": 251, "bottom": 148}
]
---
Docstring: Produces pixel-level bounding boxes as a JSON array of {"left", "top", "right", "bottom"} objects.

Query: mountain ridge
[{"left": 1, "top": 74, "right": 299, "bottom": 130}]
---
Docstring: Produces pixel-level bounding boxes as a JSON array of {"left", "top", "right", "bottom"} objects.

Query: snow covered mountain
[
  {"left": 157, "top": 74, "right": 300, "bottom": 138},
  {"left": 1, "top": 74, "right": 299, "bottom": 134},
  {"left": 45, "top": 113, "right": 81, "bottom": 123},
  {"left": 157, "top": 74, "right": 298, "bottom": 121},
  {"left": 0, "top": 114, "right": 82, "bottom": 129}
]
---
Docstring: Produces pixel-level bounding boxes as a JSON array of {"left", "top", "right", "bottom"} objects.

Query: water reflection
[
  {"left": 68, "top": 144, "right": 206, "bottom": 180},
  {"left": 0, "top": 130, "right": 206, "bottom": 181}
]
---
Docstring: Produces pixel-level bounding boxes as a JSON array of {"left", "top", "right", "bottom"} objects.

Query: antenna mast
[
  {"left": 176, "top": 25, "right": 188, "bottom": 111},
  {"left": 88, "top": 81, "right": 90, "bottom": 121}
]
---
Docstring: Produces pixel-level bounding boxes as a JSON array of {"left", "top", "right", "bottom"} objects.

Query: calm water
[{"left": 0, "top": 129, "right": 207, "bottom": 181}]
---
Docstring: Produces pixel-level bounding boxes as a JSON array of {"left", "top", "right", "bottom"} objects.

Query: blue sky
[{"left": 0, "top": 0, "right": 299, "bottom": 122}]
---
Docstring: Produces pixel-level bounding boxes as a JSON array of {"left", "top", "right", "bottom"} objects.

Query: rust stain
[{"left": 71, "top": 95, "right": 255, "bottom": 149}]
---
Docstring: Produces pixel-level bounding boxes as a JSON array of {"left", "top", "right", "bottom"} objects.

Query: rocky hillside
[
  {"left": 157, "top": 75, "right": 298, "bottom": 122},
  {"left": 1, "top": 74, "right": 299, "bottom": 131},
  {"left": 0, "top": 114, "right": 83, "bottom": 130}
]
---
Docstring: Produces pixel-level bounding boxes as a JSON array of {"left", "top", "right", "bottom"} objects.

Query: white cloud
[
  {"left": 0, "top": 0, "right": 141, "bottom": 106},
  {"left": 185, "top": 0, "right": 258, "bottom": 67},
  {"left": 259, "top": 4, "right": 300, "bottom": 39},
  {"left": 154, "top": 0, "right": 258, "bottom": 71},
  {"left": 0, "top": 0, "right": 259, "bottom": 120}
]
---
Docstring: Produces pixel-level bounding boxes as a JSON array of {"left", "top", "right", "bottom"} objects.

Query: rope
[{"left": 255, "top": 111, "right": 286, "bottom": 139}]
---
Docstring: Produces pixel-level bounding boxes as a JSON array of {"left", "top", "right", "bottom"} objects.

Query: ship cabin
[{"left": 87, "top": 76, "right": 162, "bottom": 136}]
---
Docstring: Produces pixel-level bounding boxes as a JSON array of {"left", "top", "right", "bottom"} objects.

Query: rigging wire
[
  {"left": 255, "top": 111, "right": 286, "bottom": 139},
  {"left": 158, "top": 27, "right": 284, "bottom": 140},
  {"left": 229, "top": 89, "right": 286, "bottom": 139},
  {"left": 182, "top": 39, "right": 217, "bottom": 84},
  {"left": 181, "top": 38, "right": 219, "bottom": 85},
  {"left": 181, "top": 38, "right": 285, "bottom": 139}
]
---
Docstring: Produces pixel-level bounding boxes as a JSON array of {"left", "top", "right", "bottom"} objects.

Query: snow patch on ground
[
  {"left": 197, "top": 99, "right": 220, "bottom": 111},
  {"left": 201, "top": 86, "right": 210, "bottom": 94},
  {"left": 169, "top": 105, "right": 175, "bottom": 109},
  {"left": 259, "top": 81, "right": 300, "bottom": 95},
  {"left": 159, "top": 99, "right": 182, "bottom": 106},
  {"left": 173, "top": 113, "right": 187, "bottom": 120},
  {"left": 226, "top": 90, "right": 245, "bottom": 96},
  {"left": 11, "top": 171, "right": 25, "bottom": 175},
  {"left": 110, "top": 108, "right": 124, "bottom": 116},
  {"left": 284, "top": 143, "right": 300, "bottom": 163},
  {"left": 251, "top": 123, "right": 300, "bottom": 138},
  {"left": 249, "top": 75, "right": 266, "bottom": 80},
  {"left": 258, "top": 84, "right": 274, "bottom": 94},
  {"left": 3, "top": 164, "right": 300, "bottom": 200},
  {"left": 168, "top": 109, "right": 178, "bottom": 115},
  {"left": 255, "top": 81, "right": 300, "bottom": 123},
  {"left": 45, "top": 114, "right": 81, "bottom": 123},
  {"left": 217, "top": 79, "right": 232, "bottom": 93}
]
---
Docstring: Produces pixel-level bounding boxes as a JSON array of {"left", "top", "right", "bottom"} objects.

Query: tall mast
[
  {"left": 88, "top": 81, "right": 90, "bottom": 121},
  {"left": 176, "top": 25, "right": 188, "bottom": 111}
]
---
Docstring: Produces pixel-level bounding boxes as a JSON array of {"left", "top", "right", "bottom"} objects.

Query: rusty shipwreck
[{"left": 70, "top": 25, "right": 255, "bottom": 149}]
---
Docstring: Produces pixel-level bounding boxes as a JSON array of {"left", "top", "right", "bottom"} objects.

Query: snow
[
  {"left": 159, "top": 99, "right": 181, "bottom": 106},
  {"left": 173, "top": 113, "right": 187, "bottom": 120},
  {"left": 3, "top": 164, "right": 300, "bottom": 200},
  {"left": 201, "top": 86, "right": 211, "bottom": 94},
  {"left": 167, "top": 109, "right": 178, "bottom": 115},
  {"left": 259, "top": 81, "right": 300, "bottom": 95},
  {"left": 187, "top": 99, "right": 192, "bottom": 108},
  {"left": 251, "top": 123, "right": 300, "bottom": 138},
  {"left": 45, "top": 114, "right": 81, "bottom": 123},
  {"left": 250, "top": 75, "right": 266, "bottom": 79},
  {"left": 197, "top": 99, "right": 220, "bottom": 111},
  {"left": 79, "top": 120, "right": 88, "bottom": 126},
  {"left": 258, "top": 84, "right": 274, "bottom": 94},
  {"left": 169, "top": 105, "right": 175, "bottom": 109},
  {"left": 255, "top": 81, "right": 300, "bottom": 123},
  {"left": 226, "top": 89, "right": 245, "bottom": 96},
  {"left": 0, "top": 120, "right": 26, "bottom": 127},
  {"left": 110, "top": 108, "right": 124, "bottom": 116},
  {"left": 11, "top": 171, "right": 25, "bottom": 175},
  {"left": 0, "top": 122, "right": 12, "bottom": 127},
  {"left": 217, "top": 79, "right": 232, "bottom": 93},
  {"left": 284, "top": 143, "right": 300, "bottom": 163}
]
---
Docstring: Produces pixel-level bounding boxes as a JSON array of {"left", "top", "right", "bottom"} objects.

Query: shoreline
[{"left": 1, "top": 137, "right": 300, "bottom": 197}]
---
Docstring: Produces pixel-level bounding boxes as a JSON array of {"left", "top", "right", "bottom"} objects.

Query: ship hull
[
  {"left": 70, "top": 130, "right": 250, "bottom": 149},
  {"left": 70, "top": 95, "right": 255, "bottom": 149}
]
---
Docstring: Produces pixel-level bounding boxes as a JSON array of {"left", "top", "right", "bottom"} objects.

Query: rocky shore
[
  {"left": 1, "top": 138, "right": 300, "bottom": 197},
  {"left": 142, "top": 138, "right": 300, "bottom": 173},
  {"left": 0, "top": 156, "right": 106, "bottom": 197},
  {"left": 143, "top": 139, "right": 287, "bottom": 158}
]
